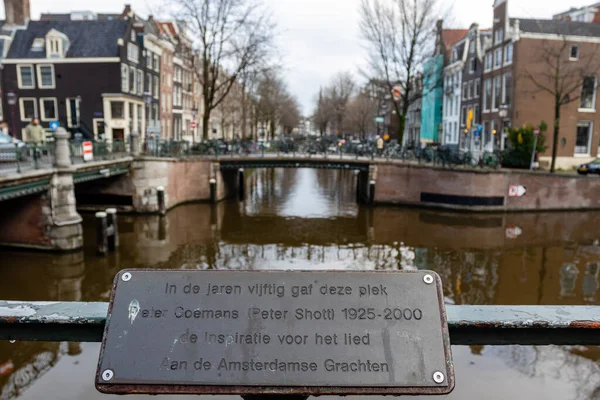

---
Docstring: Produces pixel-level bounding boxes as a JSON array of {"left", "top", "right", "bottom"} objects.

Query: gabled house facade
[
  {"left": 442, "top": 34, "right": 466, "bottom": 148},
  {"left": 2, "top": 19, "right": 145, "bottom": 141}
]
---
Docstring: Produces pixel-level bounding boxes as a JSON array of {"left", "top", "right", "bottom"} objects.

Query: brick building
[{"left": 483, "top": 0, "right": 600, "bottom": 169}]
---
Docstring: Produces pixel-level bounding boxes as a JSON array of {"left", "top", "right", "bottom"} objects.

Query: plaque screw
[
  {"left": 102, "top": 369, "right": 114, "bottom": 381},
  {"left": 433, "top": 371, "right": 445, "bottom": 384},
  {"left": 121, "top": 272, "right": 132, "bottom": 282},
  {"left": 423, "top": 274, "right": 434, "bottom": 284}
]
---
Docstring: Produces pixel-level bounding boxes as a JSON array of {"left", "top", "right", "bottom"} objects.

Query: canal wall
[
  {"left": 375, "top": 163, "right": 600, "bottom": 212},
  {"left": 80, "top": 157, "right": 236, "bottom": 213}
]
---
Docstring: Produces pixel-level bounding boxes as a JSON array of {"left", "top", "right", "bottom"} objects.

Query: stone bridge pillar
[{"left": 49, "top": 128, "right": 83, "bottom": 250}]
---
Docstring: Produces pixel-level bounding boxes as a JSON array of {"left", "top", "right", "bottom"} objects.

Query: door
[{"left": 113, "top": 128, "right": 125, "bottom": 141}]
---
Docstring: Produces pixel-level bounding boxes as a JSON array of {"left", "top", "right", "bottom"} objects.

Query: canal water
[{"left": 2, "top": 168, "right": 600, "bottom": 399}]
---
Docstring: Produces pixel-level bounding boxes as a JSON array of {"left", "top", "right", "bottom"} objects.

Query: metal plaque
[{"left": 96, "top": 270, "right": 454, "bottom": 396}]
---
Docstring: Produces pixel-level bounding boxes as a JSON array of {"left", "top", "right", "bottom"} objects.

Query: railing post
[
  {"left": 14, "top": 143, "right": 21, "bottom": 173},
  {"left": 238, "top": 168, "right": 245, "bottom": 201},
  {"left": 130, "top": 131, "right": 140, "bottom": 156},
  {"left": 106, "top": 208, "right": 119, "bottom": 250},
  {"left": 95, "top": 212, "right": 108, "bottom": 256},
  {"left": 369, "top": 180, "right": 376, "bottom": 206},
  {"left": 54, "top": 127, "right": 72, "bottom": 169}
]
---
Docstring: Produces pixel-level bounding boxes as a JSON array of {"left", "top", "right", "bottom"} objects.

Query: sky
[{"left": 7, "top": 0, "right": 597, "bottom": 114}]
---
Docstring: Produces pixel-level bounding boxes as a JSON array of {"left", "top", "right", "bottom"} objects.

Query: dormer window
[
  {"left": 45, "top": 29, "right": 69, "bottom": 58},
  {"left": 31, "top": 38, "right": 44, "bottom": 51}
]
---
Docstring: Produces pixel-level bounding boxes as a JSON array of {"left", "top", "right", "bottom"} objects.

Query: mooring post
[
  {"left": 210, "top": 178, "right": 217, "bottom": 204},
  {"left": 95, "top": 212, "right": 108, "bottom": 256},
  {"left": 106, "top": 208, "right": 119, "bottom": 251},
  {"left": 238, "top": 168, "right": 245, "bottom": 201},
  {"left": 354, "top": 170, "right": 361, "bottom": 204},
  {"left": 156, "top": 186, "right": 166, "bottom": 215},
  {"left": 369, "top": 180, "right": 376, "bottom": 206}
]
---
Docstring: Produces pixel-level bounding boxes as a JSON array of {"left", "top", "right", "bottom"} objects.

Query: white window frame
[
  {"left": 127, "top": 42, "right": 139, "bottom": 63},
  {"left": 136, "top": 69, "right": 143, "bottom": 95},
  {"left": 570, "top": 45, "right": 579, "bottom": 61},
  {"left": 575, "top": 121, "right": 593, "bottom": 156},
  {"left": 36, "top": 64, "right": 55, "bottom": 89},
  {"left": 154, "top": 76, "right": 159, "bottom": 99},
  {"left": 17, "top": 64, "right": 35, "bottom": 89},
  {"left": 495, "top": 28, "right": 504, "bottom": 45},
  {"left": 66, "top": 97, "right": 81, "bottom": 128},
  {"left": 492, "top": 76, "right": 501, "bottom": 111},
  {"left": 93, "top": 118, "right": 105, "bottom": 138},
  {"left": 475, "top": 78, "right": 481, "bottom": 98},
  {"left": 469, "top": 58, "right": 476, "bottom": 73},
  {"left": 502, "top": 72, "right": 512, "bottom": 105},
  {"left": 484, "top": 53, "right": 492, "bottom": 72},
  {"left": 579, "top": 75, "right": 597, "bottom": 112},
  {"left": 504, "top": 43, "right": 513, "bottom": 66},
  {"left": 19, "top": 97, "right": 38, "bottom": 121},
  {"left": 494, "top": 48, "right": 502, "bottom": 69},
  {"left": 483, "top": 79, "right": 491, "bottom": 112},
  {"left": 121, "top": 63, "right": 128, "bottom": 92},
  {"left": 129, "top": 66, "right": 136, "bottom": 93},
  {"left": 39, "top": 97, "right": 58, "bottom": 121}
]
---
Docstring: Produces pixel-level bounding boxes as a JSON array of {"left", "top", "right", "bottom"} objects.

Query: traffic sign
[
  {"left": 392, "top": 85, "right": 402, "bottom": 101},
  {"left": 533, "top": 128, "right": 540, "bottom": 136},
  {"left": 82, "top": 141, "right": 94, "bottom": 162},
  {"left": 375, "top": 117, "right": 384, "bottom": 123},
  {"left": 508, "top": 185, "right": 527, "bottom": 197},
  {"left": 505, "top": 226, "right": 523, "bottom": 239},
  {"left": 49, "top": 121, "right": 59, "bottom": 131},
  {"left": 190, "top": 121, "right": 197, "bottom": 129}
]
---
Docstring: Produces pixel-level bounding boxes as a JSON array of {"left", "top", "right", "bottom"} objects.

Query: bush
[{"left": 501, "top": 122, "right": 548, "bottom": 169}]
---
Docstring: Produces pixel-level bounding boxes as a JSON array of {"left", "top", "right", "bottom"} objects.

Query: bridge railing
[
  {"left": 70, "top": 140, "right": 130, "bottom": 164},
  {"left": 0, "top": 142, "right": 56, "bottom": 174},
  {"left": 1, "top": 301, "right": 599, "bottom": 345}
]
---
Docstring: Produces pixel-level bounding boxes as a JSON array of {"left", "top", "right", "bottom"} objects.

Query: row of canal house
[
  {"left": 420, "top": 0, "right": 600, "bottom": 169},
  {"left": 0, "top": 0, "right": 203, "bottom": 143}
]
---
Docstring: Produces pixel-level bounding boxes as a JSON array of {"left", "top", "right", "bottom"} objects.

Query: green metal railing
[
  {"left": 0, "top": 142, "right": 56, "bottom": 173},
  {"left": 1, "top": 301, "right": 599, "bottom": 345}
]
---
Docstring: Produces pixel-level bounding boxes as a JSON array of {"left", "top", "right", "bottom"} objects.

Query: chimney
[{"left": 4, "top": 0, "right": 30, "bottom": 25}]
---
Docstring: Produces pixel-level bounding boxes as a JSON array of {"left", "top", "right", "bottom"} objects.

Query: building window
[
  {"left": 129, "top": 67, "right": 135, "bottom": 93},
  {"left": 153, "top": 103, "right": 158, "bottom": 123},
  {"left": 495, "top": 28, "right": 504, "bottom": 44},
  {"left": 462, "top": 82, "right": 468, "bottom": 98},
  {"left": 127, "top": 42, "right": 139, "bottom": 63},
  {"left": 36, "top": 64, "right": 55, "bottom": 89},
  {"left": 468, "top": 81, "right": 474, "bottom": 99},
  {"left": 494, "top": 48, "right": 502, "bottom": 68},
  {"left": 483, "top": 79, "right": 491, "bottom": 111},
  {"left": 576, "top": 121, "right": 593, "bottom": 155},
  {"left": 19, "top": 98, "right": 37, "bottom": 121},
  {"left": 136, "top": 70, "right": 143, "bottom": 95},
  {"left": 475, "top": 79, "right": 481, "bottom": 98},
  {"left": 580, "top": 76, "right": 597, "bottom": 110},
  {"left": 111, "top": 101, "right": 125, "bottom": 119},
  {"left": 485, "top": 53, "right": 492, "bottom": 72},
  {"left": 571, "top": 45, "right": 579, "bottom": 60},
  {"left": 469, "top": 41, "right": 475, "bottom": 54},
  {"left": 461, "top": 106, "right": 467, "bottom": 126},
  {"left": 39, "top": 98, "right": 57, "bottom": 121},
  {"left": 502, "top": 72, "right": 512, "bottom": 106},
  {"left": 474, "top": 105, "right": 480, "bottom": 125},
  {"left": 504, "top": 43, "right": 513, "bottom": 64},
  {"left": 66, "top": 98, "right": 80, "bottom": 127},
  {"left": 137, "top": 104, "right": 143, "bottom": 132},
  {"left": 469, "top": 58, "right": 476, "bottom": 73},
  {"left": 131, "top": 30, "right": 135, "bottom": 42},
  {"left": 492, "top": 76, "right": 501, "bottom": 110},
  {"left": 146, "top": 51, "right": 152, "bottom": 68},
  {"left": 153, "top": 54, "right": 159, "bottom": 71},
  {"left": 153, "top": 76, "right": 159, "bottom": 99},
  {"left": 31, "top": 38, "right": 44, "bottom": 51},
  {"left": 121, "top": 64, "right": 128, "bottom": 92},
  {"left": 17, "top": 65, "right": 35, "bottom": 89}
]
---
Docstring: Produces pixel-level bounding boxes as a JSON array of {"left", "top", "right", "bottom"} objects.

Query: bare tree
[
  {"left": 312, "top": 88, "right": 333, "bottom": 135},
  {"left": 255, "top": 71, "right": 300, "bottom": 138},
  {"left": 326, "top": 72, "right": 356, "bottom": 135},
  {"left": 175, "top": 0, "right": 276, "bottom": 140},
  {"left": 279, "top": 95, "right": 302, "bottom": 134},
  {"left": 359, "top": 0, "right": 442, "bottom": 144},
  {"left": 523, "top": 35, "right": 600, "bottom": 173},
  {"left": 344, "top": 92, "right": 378, "bottom": 139}
]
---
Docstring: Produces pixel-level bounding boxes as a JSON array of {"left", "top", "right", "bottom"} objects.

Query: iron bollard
[
  {"left": 106, "top": 208, "right": 119, "bottom": 250},
  {"left": 238, "top": 168, "right": 245, "bottom": 201},
  {"left": 210, "top": 178, "right": 217, "bottom": 204},
  {"left": 369, "top": 180, "right": 376, "bottom": 206},
  {"left": 95, "top": 212, "right": 108, "bottom": 256},
  {"left": 354, "top": 170, "right": 361, "bottom": 204},
  {"left": 157, "top": 186, "right": 166, "bottom": 215}
]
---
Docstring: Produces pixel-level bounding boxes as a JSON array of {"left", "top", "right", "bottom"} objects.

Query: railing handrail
[{"left": 1, "top": 301, "right": 599, "bottom": 345}]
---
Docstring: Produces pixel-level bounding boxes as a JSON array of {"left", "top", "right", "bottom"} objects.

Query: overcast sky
[{"left": 8, "top": 0, "right": 596, "bottom": 114}]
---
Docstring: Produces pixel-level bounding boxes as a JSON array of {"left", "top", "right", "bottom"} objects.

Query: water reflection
[{"left": 2, "top": 168, "right": 600, "bottom": 399}]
